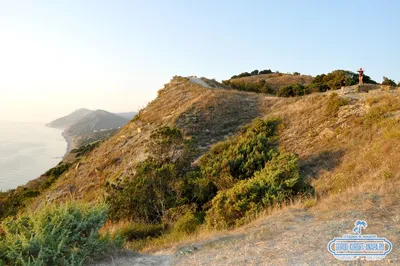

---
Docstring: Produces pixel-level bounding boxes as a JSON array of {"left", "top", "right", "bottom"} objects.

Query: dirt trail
[
  {"left": 93, "top": 253, "right": 173, "bottom": 266},
  {"left": 94, "top": 206, "right": 398, "bottom": 265}
]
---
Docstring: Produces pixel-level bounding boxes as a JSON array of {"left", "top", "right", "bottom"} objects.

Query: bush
[
  {"left": 277, "top": 83, "right": 307, "bottom": 97},
  {"left": 41, "top": 163, "right": 71, "bottom": 190},
  {"left": 259, "top": 69, "right": 273, "bottom": 75},
  {"left": 223, "top": 79, "right": 272, "bottom": 94},
  {"left": 250, "top": 70, "right": 259, "bottom": 76},
  {"left": 199, "top": 118, "right": 280, "bottom": 190},
  {"left": 230, "top": 72, "right": 252, "bottom": 79},
  {"left": 172, "top": 211, "right": 201, "bottom": 235},
  {"left": 106, "top": 126, "right": 198, "bottom": 222},
  {"left": 0, "top": 203, "right": 123, "bottom": 266},
  {"left": 205, "top": 153, "right": 309, "bottom": 229}
]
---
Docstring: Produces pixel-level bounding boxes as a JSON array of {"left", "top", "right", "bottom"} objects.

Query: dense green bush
[
  {"left": 277, "top": 83, "right": 307, "bottom": 97},
  {"left": 222, "top": 79, "right": 272, "bottom": 94},
  {"left": 0, "top": 203, "right": 123, "bottom": 266},
  {"left": 230, "top": 69, "right": 273, "bottom": 79},
  {"left": 205, "top": 153, "right": 308, "bottom": 229},
  {"left": 172, "top": 211, "right": 201, "bottom": 235},
  {"left": 199, "top": 118, "right": 280, "bottom": 190}
]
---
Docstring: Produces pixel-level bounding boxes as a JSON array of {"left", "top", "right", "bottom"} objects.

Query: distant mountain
[
  {"left": 65, "top": 109, "right": 128, "bottom": 136},
  {"left": 115, "top": 112, "right": 137, "bottom": 120},
  {"left": 46, "top": 108, "right": 93, "bottom": 129}
]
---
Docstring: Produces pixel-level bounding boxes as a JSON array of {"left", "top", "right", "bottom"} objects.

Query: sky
[{"left": 0, "top": 0, "right": 399, "bottom": 122}]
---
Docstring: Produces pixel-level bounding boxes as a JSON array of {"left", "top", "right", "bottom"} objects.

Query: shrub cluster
[
  {"left": 105, "top": 119, "right": 312, "bottom": 243},
  {"left": 205, "top": 153, "right": 308, "bottom": 229},
  {"left": 0, "top": 203, "right": 123, "bottom": 266},
  {"left": 199, "top": 118, "right": 280, "bottom": 190},
  {"left": 277, "top": 84, "right": 307, "bottom": 97},
  {"left": 0, "top": 162, "right": 71, "bottom": 220},
  {"left": 222, "top": 79, "right": 272, "bottom": 94},
  {"left": 230, "top": 69, "right": 273, "bottom": 79}
]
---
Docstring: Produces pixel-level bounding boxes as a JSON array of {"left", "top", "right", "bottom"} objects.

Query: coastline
[{"left": 61, "top": 131, "right": 75, "bottom": 157}]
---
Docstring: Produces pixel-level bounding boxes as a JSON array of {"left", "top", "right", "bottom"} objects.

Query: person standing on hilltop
[{"left": 357, "top": 68, "right": 364, "bottom": 84}]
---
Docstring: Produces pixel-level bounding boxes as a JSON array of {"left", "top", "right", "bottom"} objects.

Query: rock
[{"left": 319, "top": 128, "right": 335, "bottom": 139}]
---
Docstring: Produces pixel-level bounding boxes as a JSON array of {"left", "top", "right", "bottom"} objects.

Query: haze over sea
[{"left": 0, "top": 121, "right": 66, "bottom": 191}]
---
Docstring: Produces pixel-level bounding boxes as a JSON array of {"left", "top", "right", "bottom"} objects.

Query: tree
[
  {"left": 382, "top": 76, "right": 397, "bottom": 87},
  {"left": 293, "top": 72, "right": 301, "bottom": 76},
  {"left": 250, "top": 70, "right": 259, "bottom": 76},
  {"left": 259, "top": 69, "right": 273, "bottom": 74},
  {"left": 277, "top": 84, "right": 307, "bottom": 97}
]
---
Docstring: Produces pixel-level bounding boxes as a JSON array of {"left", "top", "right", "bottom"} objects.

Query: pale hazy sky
[{"left": 1, "top": 1, "right": 399, "bottom": 122}]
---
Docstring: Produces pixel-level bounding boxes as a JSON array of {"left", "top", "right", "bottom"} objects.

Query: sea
[{"left": 0, "top": 121, "right": 67, "bottom": 191}]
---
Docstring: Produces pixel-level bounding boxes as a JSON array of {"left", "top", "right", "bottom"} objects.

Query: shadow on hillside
[{"left": 300, "top": 149, "right": 345, "bottom": 178}]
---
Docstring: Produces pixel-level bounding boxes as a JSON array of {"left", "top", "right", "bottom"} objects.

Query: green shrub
[
  {"left": 0, "top": 189, "right": 40, "bottom": 220},
  {"left": 119, "top": 223, "right": 164, "bottom": 241},
  {"left": 199, "top": 118, "right": 280, "bottom": 190},
  {"left": 277, "top": 83, "right": 307, "bottom": 97},
  {"left": 172, "top": 211, "right": 201, "bottom": 235},
  {"left": 0, "top": 203, "right": 123, "bottom": 266},
  {"left": 106, "top": 126, "right": 198, "bottom": 222},
  {"left": 205, "top": 153, "right": 309, "bottom": 229},
  {"left": 223, "top": 80, "right": 272, "bottom": 94},
  {"left": 41, "top": 163, "right": 71, "bottom": 190}
]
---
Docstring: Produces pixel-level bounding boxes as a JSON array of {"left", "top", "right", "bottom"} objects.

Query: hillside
[
  {"left": 116, "top": 112, "right": 137, "bottom": 120},
  {"left": 46, "top": 108, "right": 93, "bottom": 129},
  {"left": 31, "top": 76, "right": 269, "bottom": 204},
  {"left": 3, "top": 76, "right": 400, "bottom": 265},
  {"left": 64, "top": 109, "right": 128, "bottom": 137}
]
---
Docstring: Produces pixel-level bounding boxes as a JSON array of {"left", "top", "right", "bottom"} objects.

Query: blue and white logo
[{"left": 328, "top": 220, "right": 392, "bottom": 261}]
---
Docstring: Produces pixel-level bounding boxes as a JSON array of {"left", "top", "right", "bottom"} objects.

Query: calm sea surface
[{"left": 0, "top": 122, "right": 66, "bottom": 191}]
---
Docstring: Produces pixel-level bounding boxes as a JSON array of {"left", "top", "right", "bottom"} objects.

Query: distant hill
[
  {"left": 65, "top": 109, "right": 128, "bottom": 136},
  {"left": 115, "top": 112, "right": 137, "bottom": 120},
  {"left": 45, "top": 108, "right": 93, "bottom": 129}
]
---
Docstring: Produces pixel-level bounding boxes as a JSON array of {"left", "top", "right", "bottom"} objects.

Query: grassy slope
[
  {"left": 24, "top": 77, "right": 400, "bottom": 263},
  {"left": 29, "top": 77, "right": 269, "bottom": 208}
]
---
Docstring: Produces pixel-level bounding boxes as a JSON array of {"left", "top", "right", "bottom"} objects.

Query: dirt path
[
  {"left": 94, "top": 206, "right": 398, "bottom": 265},
  {"left": 92, "top": 253, "right": 173, "bottom": 266}
]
